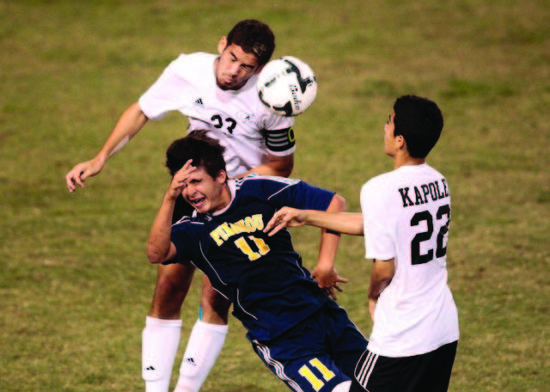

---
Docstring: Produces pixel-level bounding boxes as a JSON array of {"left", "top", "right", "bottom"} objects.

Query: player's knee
[
  {"left": 200, "top": 292, "right": 230, "bottom": 324},
  {"left": 200, "top": 276, "right": 230, "bottom": 323},
  {"left": 201, "top": 290, "right": 230, "bottom": 311},
  {"left": 155, "top": 265, "right": 194, "bottom": 301},
  {"left": 155, "top": 272, "right": 184, "bottom": 294},
  {"left": 150, "top": 267, "right": 194, "bottom": 318},
  {"left": 331, "top": 380, "right": 351, "bottom": 392}
]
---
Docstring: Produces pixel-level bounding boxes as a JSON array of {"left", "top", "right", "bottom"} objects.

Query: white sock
[
  {"left": 142, "top": 316, "right": 182, "bottom": 392},
  {"left": 174, "top": 319, "right": 229, "bottom": 392}
]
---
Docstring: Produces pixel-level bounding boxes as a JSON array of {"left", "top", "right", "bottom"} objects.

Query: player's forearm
[
  {"left": 147, "top": 194, "right": 177, "bottom": 264},
  {"left": 97, "top": 102, "right": 148, "bottom": 161},
  {"left": 368, "top": 298, "right": 377, "bottom": 320},
  {"left": 368, "top": 278, "right": 390, "bottom": 301},
  {"left": 368, "top": 259, "right": 395, "bottom": 300},
  {"left": 303, "top": 211, "right": 364, "bottom": 236},
  {"left": 316, "top": 194, "right": 345, "bottom": 268},
  {"left": 316, "top": 229, "right": 341, "bottom": 269}
]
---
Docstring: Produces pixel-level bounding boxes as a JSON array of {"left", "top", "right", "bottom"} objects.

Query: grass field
[{"left": 1, "top": 0, "right": 549, "bottom": 391}]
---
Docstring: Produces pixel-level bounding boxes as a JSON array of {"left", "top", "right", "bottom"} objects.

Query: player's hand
[
  {"left": 264, "top": 207, "right": 307, "bottom": 236},
  {"left": 167, "top": 160, "right": 196, "bottom": 199},
  {"left": 311, "top": 265, "right": 348, "bottom": 301},
  {"left": 65, "top": 156, "right": 106, "bottom": 192}
]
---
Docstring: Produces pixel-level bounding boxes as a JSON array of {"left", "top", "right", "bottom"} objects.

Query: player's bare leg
[
  {"left": 143, "top": 263, "right": 195, "bottom": 392},
  {"left": 174, "top": 274, "right": 231, "bottom": 392}
]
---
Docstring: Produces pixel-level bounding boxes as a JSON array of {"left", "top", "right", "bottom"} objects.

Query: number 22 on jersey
[{"left": 410, "top": 204, "right": 450, "bottom": 265}]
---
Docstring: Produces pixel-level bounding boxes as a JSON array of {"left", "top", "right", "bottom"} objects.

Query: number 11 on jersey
[{"left": 234, "top": 235, "right": 270, "bottom": 261}]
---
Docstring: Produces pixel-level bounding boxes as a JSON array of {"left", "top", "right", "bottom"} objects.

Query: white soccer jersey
[
  {"left": 139, "top": 52, "right": 295, "bottom": 177},
  {"left": 361, "top": 163, "right": 459, "bottom": 357}
]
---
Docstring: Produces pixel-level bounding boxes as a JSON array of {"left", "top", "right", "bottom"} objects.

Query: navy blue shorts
[
  {"left": 351, "top": 341, "right": 458, "bottom": 392},
  {"left": 252, "top": 300, "right": 368, "bottom": 392}
]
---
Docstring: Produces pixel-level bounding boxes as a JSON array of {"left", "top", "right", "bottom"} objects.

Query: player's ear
[
  {"left": 218, "top": 37, "right": 227, "bottom": 54},
  {"left": 216, "top": 170, "right": 228, "bottom": 184},
  {"left": 395, "top": 135, "right": 406, "bottom": 150}
]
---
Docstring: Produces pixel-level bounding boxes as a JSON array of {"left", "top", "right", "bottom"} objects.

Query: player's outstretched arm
[
  {"left": 264, "top": 208, "right": 364, "bottom": 236},
  {"left": 65, "top": 102, "right": 148, "bottom": 192}
]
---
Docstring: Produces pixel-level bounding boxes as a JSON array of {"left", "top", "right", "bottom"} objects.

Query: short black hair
[
  {"left": 226, "top": 19, "right": 275, "bottom": 66},
  {"left": 165, "top": 131, "right": 226, "bottom": 179},
  {"left": 393, "top": 95, "right": 444, "bottom": 158}
]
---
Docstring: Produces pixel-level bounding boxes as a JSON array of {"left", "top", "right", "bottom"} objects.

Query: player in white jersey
[
  {"left": 265, "top": 95, "right": 459, "bottom": 392},
  {"left": 139, "top": 51, "right": 294, "bottom": 177},
  {"left": 66, "top": 20, "right": 298, "bottom": 392}
]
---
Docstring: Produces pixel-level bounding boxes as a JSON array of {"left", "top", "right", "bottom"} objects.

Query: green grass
[{"left": 1, "top": 0, "right": 549, "bottom": 391}]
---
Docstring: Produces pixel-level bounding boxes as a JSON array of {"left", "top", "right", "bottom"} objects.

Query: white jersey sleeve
[
  {"left": 138, "top": 53, "right": 295, "bottom": 177},
  {"left": 361, "top": 164, "right": 459, "bottom": 357}
]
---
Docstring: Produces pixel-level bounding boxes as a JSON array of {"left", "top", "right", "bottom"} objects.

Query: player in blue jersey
[{"left": 147, "top": 131, "right": 368, "bottom": 392}]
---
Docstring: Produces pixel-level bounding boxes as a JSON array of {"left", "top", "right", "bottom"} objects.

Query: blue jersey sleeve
[
  {"left": 246, "top": 176, "right": 335, "bottom": 211},
  {"left": 168, "top": 218, "right": 202, "bottom": 264}
]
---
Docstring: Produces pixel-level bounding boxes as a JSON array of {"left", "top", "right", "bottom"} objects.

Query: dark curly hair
[
  {"left": 225, "top": 19, "right": 275, "bottom": 66},
  {"left": 165, "top": 131, "right": 226, "bottom": 179}
]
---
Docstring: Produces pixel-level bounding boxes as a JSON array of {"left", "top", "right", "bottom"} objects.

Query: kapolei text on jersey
[{"left": 398, "top": 178, "right": 449, "bottom": 208}]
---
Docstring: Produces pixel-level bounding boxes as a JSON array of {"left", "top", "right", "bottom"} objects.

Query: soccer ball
[{"left": 257, "top": 56, "right": 317, "bottom": 116}]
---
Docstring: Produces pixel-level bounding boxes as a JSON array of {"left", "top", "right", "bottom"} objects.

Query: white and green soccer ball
[{"left": 257, "top": 56, "right": 317, "bottom": 117}]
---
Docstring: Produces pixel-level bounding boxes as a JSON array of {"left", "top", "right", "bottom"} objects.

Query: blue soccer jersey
[{"left": 169, "top": 175, "right": 335, "bottom": 342}]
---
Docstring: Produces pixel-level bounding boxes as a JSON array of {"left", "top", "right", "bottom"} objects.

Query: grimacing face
[
  {"left": 181, "top": 165, "right": 229, "bottom": 215},
  {"left": 215, "top": 39, "right": 262, "bottom": 90}
]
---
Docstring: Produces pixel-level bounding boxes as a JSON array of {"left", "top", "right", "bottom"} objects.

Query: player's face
[
  {"left": 215, "top": 38, "right": 262, "bottom": 90},
  {"left": 384, "top": 112, "right": 397, "bottom": 157},
  {"left": 182, "top": 166, "right": 230, "bottom": 214}
]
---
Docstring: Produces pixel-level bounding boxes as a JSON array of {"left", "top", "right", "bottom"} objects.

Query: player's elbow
[
  {"left": 329, "top": 194, "right": 347, "bottom": 213},
  {"left": 280, "top": 167, "right": 293, "bottom": 178},
  {"left": 147, "top": 251, "right": 162, "bottom": 265},
  {"left": 275, "top": 162, "right": 293, "bottom": 178},
  {"left": 271, "top": 154, "right": 294, "bottom": 177},
  {"left": 147, "top": 245, "right": 168, "bottom": 264}
]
